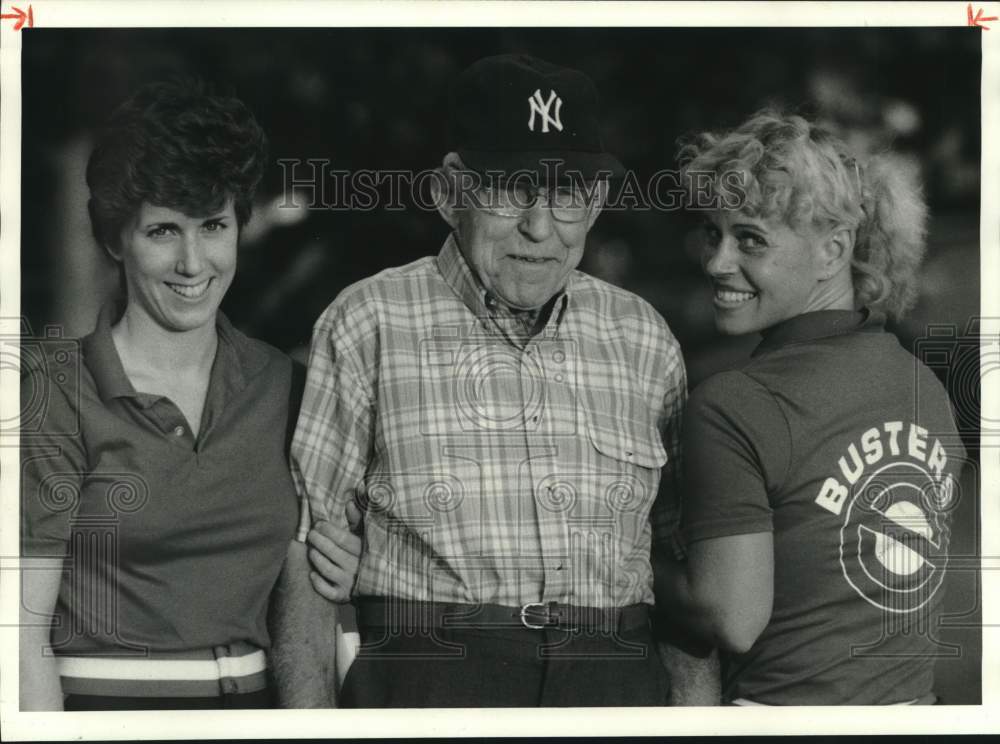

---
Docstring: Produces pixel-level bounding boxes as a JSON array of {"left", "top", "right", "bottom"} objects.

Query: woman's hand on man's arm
[{"left": 307, "top": 501, "right": 363, "bottom": 603}]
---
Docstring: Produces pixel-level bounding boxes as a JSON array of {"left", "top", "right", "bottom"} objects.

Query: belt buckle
[{"left": 519, "top": 601, "right": 558, "bottom": 630}]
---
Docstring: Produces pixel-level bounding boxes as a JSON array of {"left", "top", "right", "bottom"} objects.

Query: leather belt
[{"left": 355, "top": 598, "right": 651, "bottom": 633}]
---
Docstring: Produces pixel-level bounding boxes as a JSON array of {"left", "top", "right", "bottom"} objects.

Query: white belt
[
  {"left": 731, "top": 695, "right": 926, "bottom": 706},
  {"left": 57, "top": 650, "right": 266, "bottom": 681}
]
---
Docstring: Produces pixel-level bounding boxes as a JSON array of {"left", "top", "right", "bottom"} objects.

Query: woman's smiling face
[
  {"left": 115, "top": 200, "right": 238, "bottom": 333},
  {"left": 699, "top": 209, "right": 828, "bottom": 336}
]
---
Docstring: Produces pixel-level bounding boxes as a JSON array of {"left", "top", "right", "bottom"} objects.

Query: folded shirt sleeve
[
  {"left": 290, "top": 297, "right": 377, "bottom": 543},
  {"left": 679, "top": 370, "right": 790, "bottom": 546}
]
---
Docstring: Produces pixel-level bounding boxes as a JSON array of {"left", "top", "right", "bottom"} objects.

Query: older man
[{"left": 272, "top": 54, "right": 714, "bottom": 708}]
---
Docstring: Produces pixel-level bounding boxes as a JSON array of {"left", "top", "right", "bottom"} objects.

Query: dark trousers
[
  {"left": 64, "top": 687, "right": 274, "bottom": 710},
  {"left": 341, "top": 623, "right": 670, "bottom": 707}
]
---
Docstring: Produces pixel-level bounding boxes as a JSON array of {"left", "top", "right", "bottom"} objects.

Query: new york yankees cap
[{"left": 451, "top": 54, "right": 625, "bottom": 183}]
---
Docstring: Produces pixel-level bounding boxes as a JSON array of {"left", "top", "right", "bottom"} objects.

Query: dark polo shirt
[
  {"left": 680, "top": 309, "right": 965, "bottom": 704},
  {"left": 21, "top": 304, "right": 300, "bottom": 655}
]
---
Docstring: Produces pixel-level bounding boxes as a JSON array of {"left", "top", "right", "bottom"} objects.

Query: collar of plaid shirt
[{"left": 438, "top": 233, "right": 569, "bottom": 344}]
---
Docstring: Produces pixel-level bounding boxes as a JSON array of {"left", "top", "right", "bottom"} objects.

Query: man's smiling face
[{"left": 453, "top": 184, "right": 592, "bottom": 311}]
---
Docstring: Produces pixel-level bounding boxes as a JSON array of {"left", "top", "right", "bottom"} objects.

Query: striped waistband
[
  {"left": 57, "top": 642, "right": 268, "bottom": 698},
  {"left": 730, "top": 692, "right": 938, "bottom": 706}
]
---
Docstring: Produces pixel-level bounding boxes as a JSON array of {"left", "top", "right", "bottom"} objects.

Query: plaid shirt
[{"left": 292, "top": 235, "right": 686, "bottom": 608}]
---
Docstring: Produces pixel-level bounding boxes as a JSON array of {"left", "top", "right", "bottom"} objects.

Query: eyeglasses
[{"left": 472, "top": 182, "right": 596, "bottom": 223}]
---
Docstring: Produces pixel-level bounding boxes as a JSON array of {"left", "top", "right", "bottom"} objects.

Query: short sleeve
[
  {"left": 20, "top": 366, "right": 88, "bottom": 557},
  {"left": 679, "top": 371, "right": 789, "bottom": 545}
]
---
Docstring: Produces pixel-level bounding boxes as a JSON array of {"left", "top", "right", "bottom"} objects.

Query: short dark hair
[{"left": 86, "top": 78, "right": 268, "bottom": 252}]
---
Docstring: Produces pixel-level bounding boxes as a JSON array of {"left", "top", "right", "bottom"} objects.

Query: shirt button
[
  {"left": 554, "top": 374, "right": 564, "bottom": 383},
  {"left": 172, "top": 425, "right": 185, "bottom": 437}
]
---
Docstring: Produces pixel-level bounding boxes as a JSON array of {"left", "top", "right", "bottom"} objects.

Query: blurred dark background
[{"left": 20, "top": 27, "right": 982, "bottom": 703}]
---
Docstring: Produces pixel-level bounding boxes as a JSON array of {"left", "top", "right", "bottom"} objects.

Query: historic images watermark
[{"left": 277, "top": 158, "right": 748, "bottom": 214}]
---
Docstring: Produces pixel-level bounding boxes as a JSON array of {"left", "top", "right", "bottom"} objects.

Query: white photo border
[{"left": 1, "top": 1, "right": 997, "bottom": 738}]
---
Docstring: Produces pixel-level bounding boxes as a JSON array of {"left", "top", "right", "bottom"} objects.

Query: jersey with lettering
[{"left": 680, "top": 309, "right": 965, "bottom": 705}]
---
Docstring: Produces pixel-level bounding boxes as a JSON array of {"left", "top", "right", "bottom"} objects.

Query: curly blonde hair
[{"left": 677, "top": 110, "right": 928, "bottom": 320}]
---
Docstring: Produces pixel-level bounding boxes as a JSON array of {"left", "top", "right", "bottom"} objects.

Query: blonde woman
[{"left": 655, "top": 111, "right": 964, "bottom": 705}]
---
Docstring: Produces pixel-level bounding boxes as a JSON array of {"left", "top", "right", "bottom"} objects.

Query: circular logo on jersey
[{"left": 838, "top": 461, "right": 951, "bottom": 614}]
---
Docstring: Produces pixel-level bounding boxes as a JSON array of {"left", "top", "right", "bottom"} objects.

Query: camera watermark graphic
[
  {"left": 419, "top": 327, "right": 581, "bottom": 437},
  {"left": 912, "top": 316, "right": 999, "bottom": 450},
  {"left": 2, "top": 318, "right": 81, "bottom": 439}
]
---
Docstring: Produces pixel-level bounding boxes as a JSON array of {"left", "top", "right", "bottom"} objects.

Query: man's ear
[
  {"left": 584, "top": 179, "right": 608, "bottom": 231},
  {"left": 816, "top": 225, "right": 854, "bottom": 280},
  {"left": 433, "top": 152, "right": 465, "bottom": 230}
]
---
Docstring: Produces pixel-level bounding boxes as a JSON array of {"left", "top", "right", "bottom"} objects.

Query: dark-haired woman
[
  {"left": 20, "top": 81, "right": 299, "bottom": 710},
  {"left": 655, "top": 111, "right": 965, "bottom": 705}
]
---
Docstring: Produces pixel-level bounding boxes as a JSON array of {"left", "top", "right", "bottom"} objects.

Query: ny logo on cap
[{"left": 528, "top": 89, "right": 563, "bottom": 133}]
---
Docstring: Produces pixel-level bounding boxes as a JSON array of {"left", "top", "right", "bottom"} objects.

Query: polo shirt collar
[
  {"left": 83, "top": 302, "right": 135, "bottom": 404},
  {"left": 83, "top": 301, "right": 270, "bottom": 407},
  {"left": 436, "top": 232, "right": 572, "bottom": 331},
  {"left": 200, "top": 312, "right": 271, "bottom": 435},
  {"left": 753, "top": 307, "right": 885, "bottom": 357},
  {"left": 212, "top": 311, "right": 270, "bottom": 399}
]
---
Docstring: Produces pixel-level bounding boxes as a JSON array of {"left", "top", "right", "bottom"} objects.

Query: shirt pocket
[
  {"left": 585, "top": 414, "right": 668, "bottom": 471},
  {"left": 579, "top": 407, "right": 667, "bottom": 523}
]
